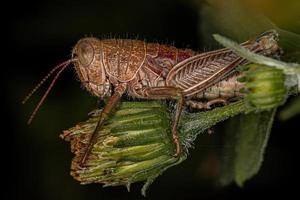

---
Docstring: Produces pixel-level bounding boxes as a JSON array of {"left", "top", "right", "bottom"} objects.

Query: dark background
[{"left": 6, "top": 0, "right": 299, "bottom": 199}]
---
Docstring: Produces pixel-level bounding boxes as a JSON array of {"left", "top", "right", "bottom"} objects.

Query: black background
[{"left": 6, "top": 0, "right": 299, "bottom": 199}]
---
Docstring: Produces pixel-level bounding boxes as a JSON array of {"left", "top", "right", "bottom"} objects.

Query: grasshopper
[{"left": 23, "top": 30, "right": 281, "bottom": 166}]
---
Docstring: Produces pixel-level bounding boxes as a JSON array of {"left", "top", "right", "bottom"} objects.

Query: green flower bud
[
  {"left": 242, "top": 64, "right": 287, "bottom": 110},
  {"left": 61, "top": 101, "right": 186, "bottom": 196}
]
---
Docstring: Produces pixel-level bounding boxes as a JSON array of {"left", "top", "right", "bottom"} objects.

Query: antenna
[{"left": 23, "top": 59, "right": 73, "bottom": 124}]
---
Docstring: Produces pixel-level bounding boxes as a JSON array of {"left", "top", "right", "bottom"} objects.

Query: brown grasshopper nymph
[{"left": 24, "top": 30, "right": 281, "bottom": 166}]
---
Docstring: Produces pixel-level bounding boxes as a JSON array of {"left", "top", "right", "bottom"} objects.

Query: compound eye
[{"left": 77, "top": 41, "right": 94, "bottom": 66}]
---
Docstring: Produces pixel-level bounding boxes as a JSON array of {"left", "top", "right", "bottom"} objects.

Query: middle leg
[{"left": 142, "top": 86, "right": 184, "bottom": 157}]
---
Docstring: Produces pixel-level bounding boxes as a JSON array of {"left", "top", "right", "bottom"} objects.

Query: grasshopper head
[{"left": 72, "top": 37, "right": 111, "bottom": 98}]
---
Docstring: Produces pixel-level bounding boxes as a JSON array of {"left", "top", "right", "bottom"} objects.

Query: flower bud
[
  {"left": 61, "top": 101, "right": 186, "bottom": 196},
  {"left": 242, "top": 64, "right": 286, "bottom": 110}
]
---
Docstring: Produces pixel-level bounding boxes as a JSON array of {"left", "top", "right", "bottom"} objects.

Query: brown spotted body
[{"left": 73, "top": 38, "right": 246, "bottom": 103}]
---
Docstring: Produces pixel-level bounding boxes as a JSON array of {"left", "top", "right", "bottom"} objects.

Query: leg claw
[{"left": 172, "top": 132, "right": 181, "bottom": 157}]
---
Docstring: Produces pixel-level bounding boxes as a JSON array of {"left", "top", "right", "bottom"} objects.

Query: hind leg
[{"left": 186, "top": 98, "right": 227, "bottom": 109}]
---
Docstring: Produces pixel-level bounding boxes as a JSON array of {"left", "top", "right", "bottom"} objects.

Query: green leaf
[{"left": 219, "top": 109, "right": 276, "bottom": 186}]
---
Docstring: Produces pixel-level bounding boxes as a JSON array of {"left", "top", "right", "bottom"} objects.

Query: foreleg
[{"left": 80, "top": 83, "right": 127, "bottom": 166}]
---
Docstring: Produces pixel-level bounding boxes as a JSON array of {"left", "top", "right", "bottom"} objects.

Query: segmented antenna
[
  {"left": 25, "top": 60, "right": 73, "bottom": 124},
  {"left": 22, "top": 60, "right": 73, "bottom": 104}
]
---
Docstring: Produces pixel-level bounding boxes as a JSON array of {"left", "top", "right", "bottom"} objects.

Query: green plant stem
[{"left": 180, "top": 100, "right": 250, "bottom": 143}]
